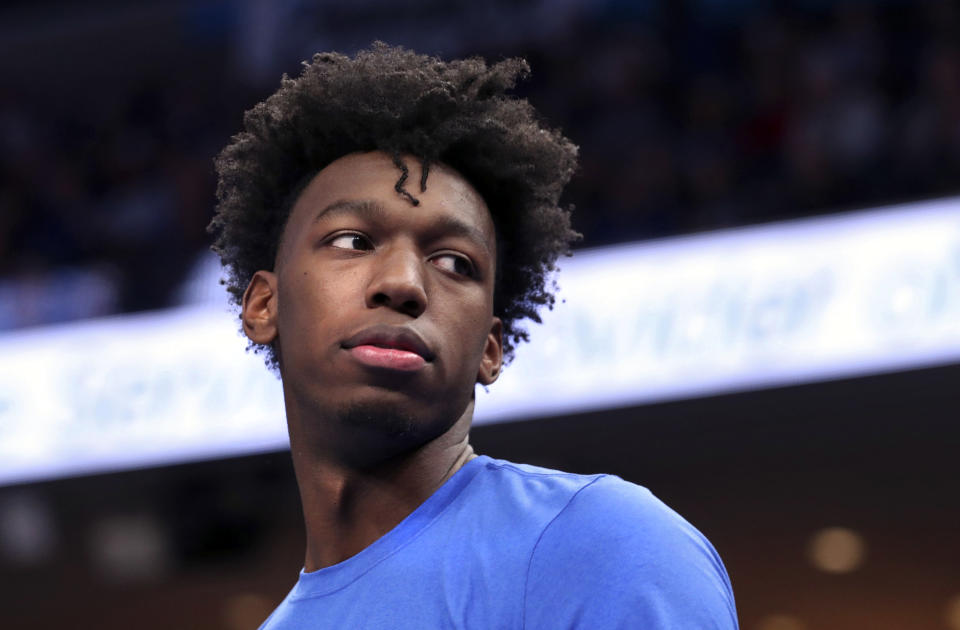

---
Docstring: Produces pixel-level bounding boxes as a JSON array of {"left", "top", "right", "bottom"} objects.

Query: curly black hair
[{"left": 209, "top": 42, "right": 579, "bottom": 369}]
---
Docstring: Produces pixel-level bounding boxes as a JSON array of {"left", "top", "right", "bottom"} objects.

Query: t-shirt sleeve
[{"left": 522, "top": 476, "right": 739, "bottom": 630}]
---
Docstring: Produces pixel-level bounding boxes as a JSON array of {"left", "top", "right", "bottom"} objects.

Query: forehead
[{"left": 281, "top": 151, "right": 495, "bottom": 254}]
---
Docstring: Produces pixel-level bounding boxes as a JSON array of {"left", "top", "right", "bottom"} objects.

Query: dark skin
[{"left": 241, "top": 151, "right": 503, "bottom": 571}]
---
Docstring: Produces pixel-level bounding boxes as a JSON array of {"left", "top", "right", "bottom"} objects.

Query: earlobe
[
  {"left": 241, "top": 271, "right": 279, "bottom": 345},
  {"left": 476, "top": 318, "right": 504, "bottom": 386}
]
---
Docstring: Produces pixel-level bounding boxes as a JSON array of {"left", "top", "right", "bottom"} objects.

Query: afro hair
[{"left": 209, "top": 42, "right": 579, "bottom": 370}]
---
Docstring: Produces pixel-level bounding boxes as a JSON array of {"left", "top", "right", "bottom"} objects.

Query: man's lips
[
  {"left": 348, "top": 345, "right": 426, "bottom": 371},
  {"left": 341, "top": 325, "right": 435, "bottom": 371}
]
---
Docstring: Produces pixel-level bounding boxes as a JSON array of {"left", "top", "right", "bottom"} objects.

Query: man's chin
[{"left": 336, "top": 401, "right": 421, "bottom": 441}]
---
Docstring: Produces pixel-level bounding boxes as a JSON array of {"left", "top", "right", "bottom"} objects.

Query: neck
[{"left": 286, "top": 398, "right": 478, "bottom": 572}]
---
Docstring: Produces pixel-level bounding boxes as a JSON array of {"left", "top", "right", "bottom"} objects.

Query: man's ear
[
  {"left": 476, "top": 317, "right": 503, "bottom": 386},
  {"left": 241, "top": 270, "right": 279, "bottom": 345}
]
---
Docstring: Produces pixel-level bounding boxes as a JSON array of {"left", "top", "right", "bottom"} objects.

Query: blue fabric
[{"left": 260, "top": 456, "right": 739, "bottom": 629}]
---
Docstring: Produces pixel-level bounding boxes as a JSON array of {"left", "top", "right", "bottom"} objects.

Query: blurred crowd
[{"left": 1, "top": 0, "right": 959, "bottom": 330}]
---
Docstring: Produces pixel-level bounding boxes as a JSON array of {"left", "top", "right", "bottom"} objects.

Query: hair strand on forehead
[
  {"left": 419, "top": 159, "right": 430, "bottom": 193},
  {"left": 390, "top": 151, "right": 420, "bottom": 206}
]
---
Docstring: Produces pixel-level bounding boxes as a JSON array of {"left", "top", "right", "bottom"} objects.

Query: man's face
[{"left": 248, "top": 151, "right": 502, "bottom": 444}]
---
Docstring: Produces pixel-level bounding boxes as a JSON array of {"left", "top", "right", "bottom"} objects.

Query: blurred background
[{"left": 1, "top": 0, "right": 959, "bottom": 628}]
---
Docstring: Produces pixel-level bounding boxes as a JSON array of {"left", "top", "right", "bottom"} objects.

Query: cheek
[
  {"left": 446, "top": 304, "right": 494, "bottom": 370},
  {"left": 278, "top": 268, "right": 342, "bottom": 337}
]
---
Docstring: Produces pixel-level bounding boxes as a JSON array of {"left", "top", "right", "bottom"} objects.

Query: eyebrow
[{"left": 312, "top": 198, "right": 493, "bottom": 256}]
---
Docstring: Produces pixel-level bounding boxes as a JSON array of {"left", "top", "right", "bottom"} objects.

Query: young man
[{"left": 210, "top": 44, "right": 738, "bottom": 629}]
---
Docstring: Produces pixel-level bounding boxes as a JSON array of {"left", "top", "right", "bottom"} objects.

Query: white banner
[
  {"left": 2, "top": 198, "right": 960, "bottom": 484},
  {"left": 488, "top": 198, "right": 960, "bottom": 420}
]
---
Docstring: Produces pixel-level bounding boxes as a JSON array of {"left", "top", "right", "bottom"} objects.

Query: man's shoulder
[
  {"left": 470, "top": 456, "right": 669, "bottom": 529},
  {"left": 466, "top": 456, "right": 630, "bottom": 525},
  {"left": 477, "top": 458, "right": 741, "bottom": 629},
  {"left": 468, "top": 457, "right": 725, "bottom": 576},
  {"left": 472, "top": 455, "right": 608, "bottom": 495}
]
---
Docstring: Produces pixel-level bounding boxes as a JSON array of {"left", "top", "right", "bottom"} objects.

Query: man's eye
[
  {"left": 431, "top": 253, "right": 474, "bottom": 277},
  {"left": 328, "top": 233, "right": 372, "bottom": 251}
]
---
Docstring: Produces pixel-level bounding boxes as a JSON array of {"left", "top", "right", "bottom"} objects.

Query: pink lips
[
  {"left": 342, "top": 325, "right": 434, "bottom": 372},
  {"left": 348, "top": 345, "right": 427, "bottom": 371}
]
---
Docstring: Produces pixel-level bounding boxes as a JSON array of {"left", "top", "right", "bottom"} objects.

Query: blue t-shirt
[{"left": 260, "top": 455, "right": 739, "bottom": 629}]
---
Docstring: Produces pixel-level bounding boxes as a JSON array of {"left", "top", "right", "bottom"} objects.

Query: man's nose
[{"left": 365, "top": 244, "right": 428, "bottom": 317}]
